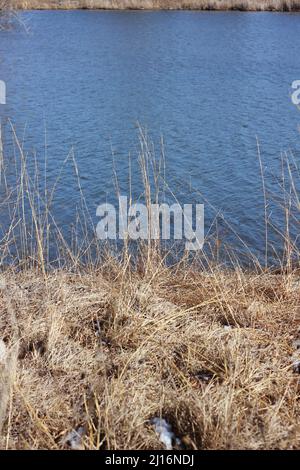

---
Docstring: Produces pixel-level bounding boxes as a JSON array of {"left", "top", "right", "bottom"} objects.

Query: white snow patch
[
  {"left": 292, "top": 360, "right": 300, "bottom": 374},
  {"left": 64, "top": 426, "right": 85, "bottom": 450},
  {"left": 223, "top": 325, "right": 232, "bottom": 331},
  {"left": 0, "top": 339, "right": 6, "bottom": 365},
  {"left": 151, "top": 417, "right": 181, "bottom": 450},
  {"left": 292, "top": 339, "right": 300, "bottom": 350},
  {"left": 0, "top": 276, "right": 6, "bottom": 290}
]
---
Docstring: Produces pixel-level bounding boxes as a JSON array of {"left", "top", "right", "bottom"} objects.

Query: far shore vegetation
[{"left": 5, "top": 0, "right": 300, "bottom": 12}]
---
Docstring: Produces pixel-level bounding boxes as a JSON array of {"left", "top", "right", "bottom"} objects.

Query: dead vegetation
[
  {"left": 8, "top": 0, "right": 300, "bottom": 12},
  {"left": 0, "top": 125, "right": 300, "bottom": 449},
  {"left": 0, "top": 263, "right": 300, "bottom": 449}
]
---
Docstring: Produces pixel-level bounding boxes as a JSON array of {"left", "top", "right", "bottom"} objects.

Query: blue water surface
[{"left": 1, "top": 11, "right": 300, "bottom": 263}]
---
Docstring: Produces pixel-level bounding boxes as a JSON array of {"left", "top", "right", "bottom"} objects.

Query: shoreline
[{"left": 8, "top": 1, "right": 300, "bottom": 13}]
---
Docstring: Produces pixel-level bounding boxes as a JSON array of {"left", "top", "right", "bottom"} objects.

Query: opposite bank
[{"left": 7, "top": 1, "right": 300, "bottom": 12}]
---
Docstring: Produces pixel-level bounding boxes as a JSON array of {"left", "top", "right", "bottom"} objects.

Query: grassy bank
[
  {"left": 1, "top": 263, "right": 300, "bottom": 449},
  {"left": 7, "top": 0, "right": 300, "bottom": 12},
  {"left": 0, "top": 128, "right": 300, "bottom": 449}
]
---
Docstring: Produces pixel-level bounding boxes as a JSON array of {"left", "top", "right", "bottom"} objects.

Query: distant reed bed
[{"left": 7, "top": 0, "right": 300, "bottom": 12}]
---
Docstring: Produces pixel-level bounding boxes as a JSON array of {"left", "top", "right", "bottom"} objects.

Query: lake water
[{"left": 1, "top": 11, "right": 300, "bottom": 264}]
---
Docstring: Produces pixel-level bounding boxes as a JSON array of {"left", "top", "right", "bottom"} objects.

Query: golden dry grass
[
  {"left": 0, "top": 259, "right": 300, "bottom": 449},
  {"left": 7, "top": 0, "right": 300, "bottom": 12},
  {"left": 0, "top": 124, "right": 300, "bottom": 449}
]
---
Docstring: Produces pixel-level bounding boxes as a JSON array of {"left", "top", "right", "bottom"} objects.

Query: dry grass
[
  {"left": 8, "top": 0, "right": 300, "bottom": 12},
  {"left": 0, "top": 126, "right": 300, "bottom": 449},
  {"left": 0, "top": 263, "right": 300, "bottom": 449}
]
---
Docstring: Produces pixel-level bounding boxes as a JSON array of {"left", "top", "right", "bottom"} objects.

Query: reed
[
  {"left": 0, "top": 1, "right": 19, "bottom": 30},
  {"left": 8, "top": 0, "right": 300, "bottom": 12},
  {"left": 0, "top": 124, "right": 300, "bottom": 449}
]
